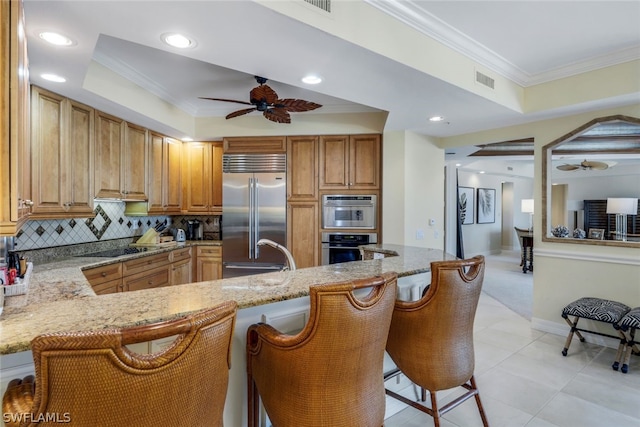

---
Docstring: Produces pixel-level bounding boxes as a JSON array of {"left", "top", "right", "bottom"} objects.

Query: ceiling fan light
[
  {"left": 302, "top": 75, "right": 322, "bottom": 85},
  {"left": 161, "top": 33, "right": 194, "bottom": 49}
]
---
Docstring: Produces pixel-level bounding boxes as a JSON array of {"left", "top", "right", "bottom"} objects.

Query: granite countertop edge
[{"left": 0, "top": 243, "right": 455, "bottom": 355}]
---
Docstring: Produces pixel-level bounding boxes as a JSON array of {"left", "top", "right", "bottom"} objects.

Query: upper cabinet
[
  {"left": 319, "top": 134, "right": 380, "bottom": 190},
  {"left": 223, "top": 136, "right": 286, "bottom": 154},
  {"left": 0, "top": 0, "right": 31, "bottom": 235},
  {"left": 148, "top": 132, "right": 182, "bottom": 215},
  {"left": 94, "top": 112, "right": 148, "bottom": 200},
  {"left": 287, "top": 136, "right": 318, "bottom": 201},
  {"left": 182, "top": 142, "right": 223, "bottom": 214},
  {"left": 30, "top": 86, "right": 94, "bottom": 218}
]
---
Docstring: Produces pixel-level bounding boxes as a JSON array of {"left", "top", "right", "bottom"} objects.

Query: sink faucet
[{"left": 256, "top": 239, "right": 297, "bottom": 271}]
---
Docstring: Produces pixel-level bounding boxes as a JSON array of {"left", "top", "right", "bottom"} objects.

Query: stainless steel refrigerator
[{"left": 222, "top": 153, "right": 287, "bottom": 278}]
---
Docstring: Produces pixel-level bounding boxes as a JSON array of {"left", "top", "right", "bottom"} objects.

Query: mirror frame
[{"left": 541, "top": 114, "right": 640, "bottom": 248}]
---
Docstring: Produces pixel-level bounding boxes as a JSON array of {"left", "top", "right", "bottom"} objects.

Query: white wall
[{"left": 382, "top": 131, "right": 444, "bottom": 249}]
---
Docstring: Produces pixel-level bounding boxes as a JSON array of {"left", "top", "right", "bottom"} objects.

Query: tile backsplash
[{"left": 15, "top": 201, "right": 221, "bottom": 251}]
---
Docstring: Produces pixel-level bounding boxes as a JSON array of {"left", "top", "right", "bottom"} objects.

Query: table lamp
[
  {"left": 521, "top": 199, "right": 534, "bottom": 231},
  {"left": 606, "top": 198, "right": 638, "bottom": 241}
]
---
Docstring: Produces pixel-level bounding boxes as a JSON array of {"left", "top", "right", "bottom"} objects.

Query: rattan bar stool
[
  {"left": 2, "top": 301, "right": 237, "bottom": 427},
  {"left": 247, "top": 273, "right": 397, "bottom": 427},
  {"left": 384, "top": 256, "right": 489, "bottom": 427},
  {"left": 561, "top": 297, "right": 630, "bottom": 358},
  {"left": 614, "top": 307, "right": 640, "bottom": 373}
]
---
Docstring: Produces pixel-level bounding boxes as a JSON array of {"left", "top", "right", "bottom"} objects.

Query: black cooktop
[{"left": 79, "top": 247, "right": 143, "bottom": 258}]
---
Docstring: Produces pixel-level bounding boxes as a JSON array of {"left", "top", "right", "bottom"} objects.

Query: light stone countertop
[{"left": 0, "top": 244, "right": 454, "bottom": 355}]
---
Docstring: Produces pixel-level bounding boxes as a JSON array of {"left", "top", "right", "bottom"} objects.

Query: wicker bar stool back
[
  {"left": 246, "top": 272, "right": 398, "bottom": 427},
  {"left": 2, "top": 301, "right": 237, "bottom": 427},
  {"left": 385, "top": 256, "right": 489, "bottom": 427}
]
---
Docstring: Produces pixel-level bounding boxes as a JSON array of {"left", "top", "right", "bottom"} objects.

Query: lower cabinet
[
  {"left": 195, "top": 246, "right": 222, "bottom": 282},
  {"left": 83, "top": 262, "right": 122, "bottom": 295},
  {"left": 123, "top": 265, "right": 171, "bottom": 292},
  {"left": 170, "top": 246, "right": 192, "bottom": 286}
]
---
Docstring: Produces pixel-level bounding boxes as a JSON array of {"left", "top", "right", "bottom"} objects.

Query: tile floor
[{"left": 383, "top": 260, "right": 640, "bottom": 427}]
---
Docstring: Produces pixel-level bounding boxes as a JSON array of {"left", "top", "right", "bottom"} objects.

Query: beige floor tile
[
  {"left": 536, "top": 392, "right": 640, "bottom": 427},
  {"left": 475, "top": 328, "right": 536, "bottom": 353},
  {"left": 562, "top": 372, "right": 640, "bottom": 419}
]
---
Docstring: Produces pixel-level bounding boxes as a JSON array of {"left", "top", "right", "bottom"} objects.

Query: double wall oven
[{"left": 321, "top": 195, "right": 378, "bottom": 265}]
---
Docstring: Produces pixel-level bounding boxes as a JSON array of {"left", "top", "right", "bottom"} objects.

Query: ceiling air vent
[
  {"left": 475, "top": 70, "right": 495, "bottom": 89},
  {"left": 304, "top": 0, "right": 331, "bottom": 12}
]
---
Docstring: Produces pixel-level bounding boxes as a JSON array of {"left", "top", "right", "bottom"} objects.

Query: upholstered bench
[
  {"left": 561, "top": 297, "right": 630, "bottom": 357},
  {"left": 614, "top": 307, "right": 640, "bottom": 373}
]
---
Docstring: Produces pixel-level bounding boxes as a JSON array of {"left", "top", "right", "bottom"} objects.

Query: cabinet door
[
  {"left": 287, "top": 202, "right": 319, "bottom": 268},
  {"left": 94, "top": 111, "right": 124, "bottom": 199},
  {"left": 319, "top": 135, "right": 349, "bottom": 189},
  {"left": 30, "top": 87, "right": 65, "bottom": 215},
  {"left": 171, "top": 258, "right": 192, "bottom": 286},
  {"left": 196, "top": 246, "right": 222, "bottom": 282},
  {"left": 123, "top": 122, "right": 148, "bottom": 200},
  {"left": 349, "top": 134, "right": 380, "bottom": 189},
  {"left": 182, "top": 143, "right": 211, "bottom": 213},
  {"left": 165, "top": 137, "right": 183, "bottom": 214},
  {"left": 67, "top": 100, "right": 94, "bottom": 215},
  {"left": 210, "top": 142, "right": 223, "bottom": 213},
  {"left": 92, "top": 278, "right": 123, "bottom": 295},
  {"left": 287, "top": 136, "right": 318, "bottom": 201},
  {"left": 148, "top": 132, "right": 164, "bottom": 214},
  {"left": 124, "top": 265, "right": 171, "bottom": 292}
]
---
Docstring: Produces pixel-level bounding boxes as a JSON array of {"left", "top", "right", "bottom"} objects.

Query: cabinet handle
[
  {"left": 101, "top": 272, "right": 107, "bottom": 277},
  {"left": 148, "top": 280, "right": 153, "bottom": 285}
]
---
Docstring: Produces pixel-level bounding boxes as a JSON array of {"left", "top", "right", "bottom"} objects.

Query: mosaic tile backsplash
[{"left": 15, "top": 201, "right": 221, "bottom": 251}]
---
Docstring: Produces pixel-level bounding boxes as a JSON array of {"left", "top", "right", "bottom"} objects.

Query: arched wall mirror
[{"left": 542, "top": 115, "right": 640, "bottom": 247}]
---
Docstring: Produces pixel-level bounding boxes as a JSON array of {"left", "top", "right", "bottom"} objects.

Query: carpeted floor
[{"left": 481, "top": 250, "right": 533, "bottom": 319}]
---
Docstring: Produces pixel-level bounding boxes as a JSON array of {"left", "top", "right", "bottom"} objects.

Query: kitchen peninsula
[{"left": 0, "top": 244, "right": 455, "bottom": 426}]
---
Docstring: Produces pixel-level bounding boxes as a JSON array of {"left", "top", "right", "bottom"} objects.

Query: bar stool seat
[
  {"left": 561, "top": 297, "right": 630, "bottom": 356},
  {"left": 615, "top": 307, "right": 640, "bottom": 373}
]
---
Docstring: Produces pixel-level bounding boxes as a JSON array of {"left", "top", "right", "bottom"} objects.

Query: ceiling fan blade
[
  {"left": 276, "top": 99, "right": 322, "bottom": 112},
  {"left": 225, "top": 108, "right": 256, "bottom": 119},
  {"left": 556, "top": 164, "right": 579, "bottom": 171},
  {"left": 199, "top": 97, "right": 253, "bottom": 106},
  {"left": 250, "top": 84, "right": 279, "bottom": 105},
  {"left": 263, "top": 108, "right": 291, "bottom": 124},
  {"left": 581, "top": 160, "right": 609, "bottom": 170}
]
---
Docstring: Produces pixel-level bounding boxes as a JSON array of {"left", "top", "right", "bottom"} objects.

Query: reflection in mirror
[{"left": 542, "top": 115, "right": 640, "bottom": 247}]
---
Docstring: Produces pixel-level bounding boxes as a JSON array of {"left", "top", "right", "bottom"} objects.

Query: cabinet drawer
[
  {"left": 83, "top": 263, "right": 122, "bottom": 285},
  {"left": 123, "top": 252, "right": 171, "bottom": 276},
  {"left": 196, "top": 246, "right": 221, "bottom": 258},
  {"left": 124, "top": 266, "right": 171, "bottom": 292},
  {"left": 91, "top": 278, "right": 122, "bottom": 295},
  {"left": 171, "top": 247, "right": 192, "bottom": 263}
]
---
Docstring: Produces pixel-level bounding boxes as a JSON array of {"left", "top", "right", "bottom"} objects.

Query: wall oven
[
  {"left": 322, "top": 195, "right": 377, "bottom": 229},
  {"left": 321, "top": 232, "right": 377, "bottom": 265}
]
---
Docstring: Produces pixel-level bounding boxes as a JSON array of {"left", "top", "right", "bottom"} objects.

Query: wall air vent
[
  {"left": 475, "top": 70, "right": 495, "bottom": 89},
  {"left": 304, "top": 0, "right": 331, "bottom": 13}
]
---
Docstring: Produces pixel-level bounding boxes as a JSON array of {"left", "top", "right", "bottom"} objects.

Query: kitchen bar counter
[
  {"left": 0, "top": 243, "right": 453, "bottom": 426},
  {"left": 0, "top": 243, "right": 451, "bottom": 355}
]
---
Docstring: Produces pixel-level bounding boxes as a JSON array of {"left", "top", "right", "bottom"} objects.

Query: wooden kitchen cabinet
[
  {"left": 30, "top": 86, "right": 94, "bottom": 218},
  {"left": 195, "top": 246, "right": 222, "bottom": 282},
  {"left": 182, "top": 142, "right": 223, "bottom": 214},
  {"left": 287, "top": 202, "right": 319, "bottom": 268},
  {"left": 170, "top": 246, "right": 192, "bottom": 286},
  {"left": 223, "top": 136, "right": 286, "bottom": 154},
  {"left": 319, "top": 134, "right": 381, "bottom": 190},
  {"left": 0, "top": 0, "right": 31, "bottom": 235},
  {"left": 83, "top": 262, "right": 122, "bottom": 295},
  {"left": 287, "top": 136, "right": 318, "bottom": 201},
  {"left": 94, "top": 112, "right": 148, "bottom": 200},
  {"left": 148, "top": 133, "right": 182, "bottom": 215},
  {"left": 124, "top": 265, "right": 171, "bottom": 292}
]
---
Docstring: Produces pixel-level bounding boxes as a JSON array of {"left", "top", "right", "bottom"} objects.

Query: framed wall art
[
  {"left": 458, "top": 186, "right": 475, "bottom": 225},
  {"left": 477, "top": 188, "right": 496, "bottom": 224}
]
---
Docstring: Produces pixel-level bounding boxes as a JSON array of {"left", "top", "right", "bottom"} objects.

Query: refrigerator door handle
[
  {"left": 248, "top": 177, "right": 254, "bottom": 259},
  {"left": 254, "top": 177, "right": 260, "bottom": 258}
]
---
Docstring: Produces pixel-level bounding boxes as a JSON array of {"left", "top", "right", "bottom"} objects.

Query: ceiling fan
[
  {"left": 199, "top": 76, "right": 322, "bottom": 124},
  {"left": 556, "top": 159, "right": 609, "bottom": 171}
]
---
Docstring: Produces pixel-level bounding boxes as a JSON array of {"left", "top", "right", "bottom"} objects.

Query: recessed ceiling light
[
  {"left": 41, "top": 73, "right": 66, "bottom": 83},
  {"left": 455, "top": 163, "right": 461, "bottom": 167},
  {"left": 39, "top": 31, "right": 74, "bottom": 46},
  {"left": 479, "top": 171, "right": 486, "bottom": 174},
  {"left": 429, "top": 116, "right": 445, "bottom": 122},
  {"left": 161, "top": 33, "right": 195, "bottom": 49},
  {"left": 182, "top": 137, "right": 193, "bottom": 142},
  {"left": 302, "top": 75, "right": 322, "bottom": 85}
]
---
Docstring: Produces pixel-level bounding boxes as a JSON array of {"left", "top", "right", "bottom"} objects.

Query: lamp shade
[
  {"left": 606, "top": 198, "right": 638, "bottom": 215},
  {"left": 521, "top": 199, "right": 534, "bottom": 214}
]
